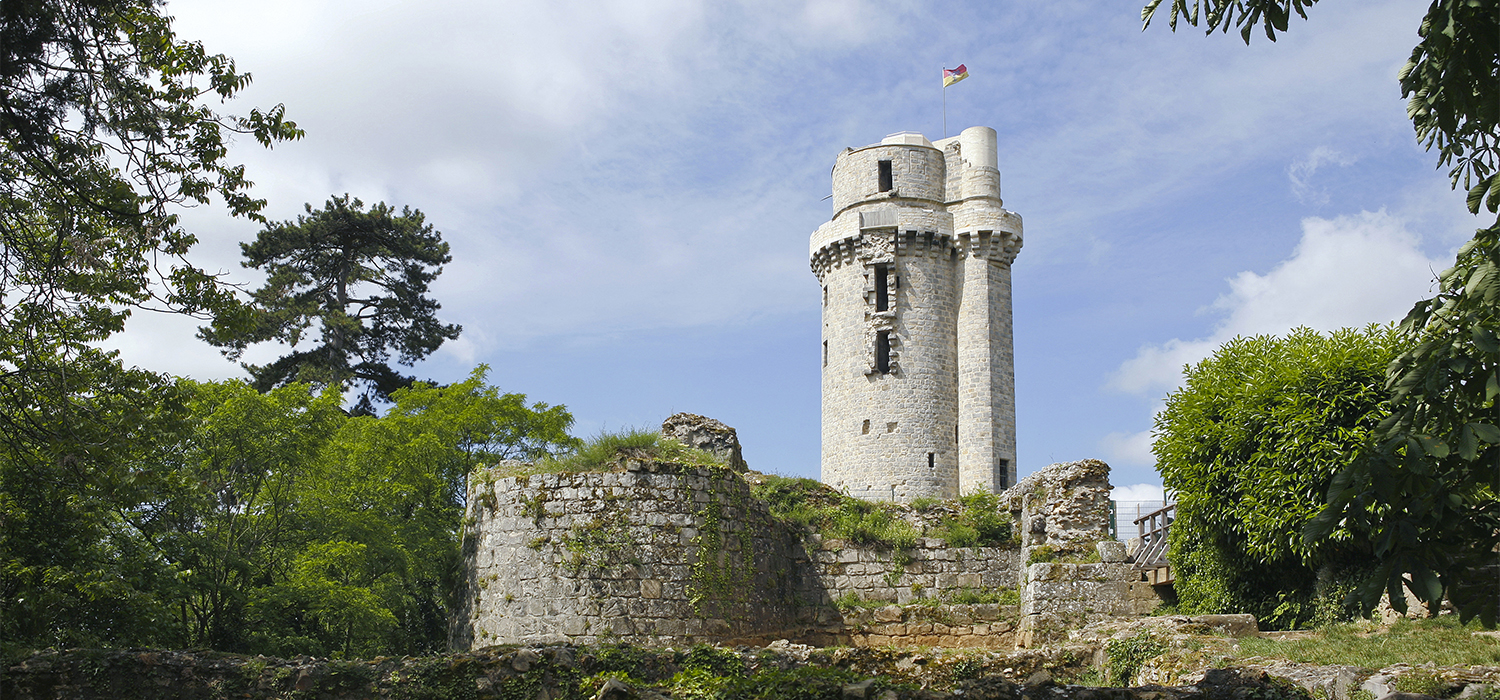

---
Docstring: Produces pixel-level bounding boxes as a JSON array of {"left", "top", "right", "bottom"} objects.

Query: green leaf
[
  {"left": 1468, "top": 422, "right": 1500, "bottom": 443},
  {"left": 1417, "top": 434, "right": 1450, "bottom": 458},
  {"left": 1457, "top": 424, "right": 1479, "bottom": 460},
  {"left": 1412, "top": 566, "right": 1443, "bottom": 606},
  {"left": 1472, "top": 326, "right": 1500, "bottom": 353}
]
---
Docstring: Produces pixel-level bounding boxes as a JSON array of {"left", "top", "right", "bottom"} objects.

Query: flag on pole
[{"left": 943, "top": 64, "right": 969, "bottom": 87}]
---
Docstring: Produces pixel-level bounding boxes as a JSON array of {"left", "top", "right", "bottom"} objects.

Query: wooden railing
[{"left": 1133, "top": 503, "right": 1175, "bottom": 569}]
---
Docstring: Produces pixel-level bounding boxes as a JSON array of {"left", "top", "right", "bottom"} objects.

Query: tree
[
  {"left": 0, "top": 0, "right": 302, "bottom": 444},
  {"left": 1309, "top": 228, "right": 1500, "bottom": 625},
  {"left": 1154, "top": 326, "right": 1401, "bottom": 628},
  {"left": 199, "top": 195, "right": 462, "bottom": 413},
  {"left": 65, "top": 367, "right": 576, "bottom": 656},
  {"left": 1, "top": 0, "right": 299, "bottom": 651},
  {"left": 1144, "top": 0, "right": 1500, "bottom": 625}
]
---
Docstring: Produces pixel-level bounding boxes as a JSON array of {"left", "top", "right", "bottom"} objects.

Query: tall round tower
[{"left": 811, "top": 127, "right": 1022, "bottom": 502}]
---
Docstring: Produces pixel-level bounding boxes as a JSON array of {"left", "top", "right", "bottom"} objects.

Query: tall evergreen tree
[{"left": 200, "top": 195, "right": 462, "bottom": 413}]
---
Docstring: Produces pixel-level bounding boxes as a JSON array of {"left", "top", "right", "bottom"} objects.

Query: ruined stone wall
[
  {"left": 815, "top": 602, "right": 1022, "bottom": 649},
  {"left": 452, "top": 463, "right": 809, "bottom": 649},
  {"left": 797, "top": 534, "right": 1019, "bottom": 607},
  {"left": 455, "top": 462, "right": 1026, "bottom": 649},
  {"left": 1005, "top": 460, "right": 1163, "bottom": 647}
]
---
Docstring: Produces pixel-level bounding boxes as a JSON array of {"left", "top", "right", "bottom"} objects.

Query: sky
[{"left": 105, "top": 0, "right": 1487, "bottom": 502}]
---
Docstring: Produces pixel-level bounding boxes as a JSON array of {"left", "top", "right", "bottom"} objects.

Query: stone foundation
[{"left": 454, "top": 458, "right": 1163, "bottom": 650}]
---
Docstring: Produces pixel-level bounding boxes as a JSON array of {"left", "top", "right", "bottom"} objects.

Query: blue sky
[{"left": 108, "top": 0, "right": 1485, "bottom": 501}]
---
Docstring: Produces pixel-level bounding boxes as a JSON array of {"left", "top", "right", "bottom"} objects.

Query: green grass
[
  {"left": 751, "top": 475, "right": 921, "bottom": 551},
  {"left": 1236, "top": 617, "right": 1500, "bottom": 668},
  {"left": 750, "top": 475, "right": 1013, "bottom": 552},
  {"left": 489, "top": 428, "right": 724, "bottom": 477},
  {"left": 832, "top": 592, "right": 888, "bottom": 612}
]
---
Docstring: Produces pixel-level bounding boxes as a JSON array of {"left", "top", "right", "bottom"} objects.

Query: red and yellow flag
[{"left": 943, "top": 64, "right": 969, "bottom": 87}]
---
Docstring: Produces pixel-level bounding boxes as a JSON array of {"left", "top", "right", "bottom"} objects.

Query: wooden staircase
[{"left": 1133, "top": 503, "right": 1175, "bottom": 586}]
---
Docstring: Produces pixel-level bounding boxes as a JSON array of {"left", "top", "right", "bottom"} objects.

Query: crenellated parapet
[{"left": 809, "top": 229, "right": 959, "bottom": 281}]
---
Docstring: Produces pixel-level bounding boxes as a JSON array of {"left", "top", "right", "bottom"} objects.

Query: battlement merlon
[{"left": 809, "top": 126, "right": 1023, "bottom": 265}]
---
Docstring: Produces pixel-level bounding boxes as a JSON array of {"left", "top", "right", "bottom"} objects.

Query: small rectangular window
[
  {"left": 927, "top": 452, "right": 935, "bottom": 469},
  {"left": 874, "top": 264, "right": 888, "bottom": 311},
  {"left": 878, "top": 160, "right": 892, "bottom": 192},
  {"left": 875, "top": 331, "right": 890, "bottom": 374},
  {"left": 822, "top": 285, "right": 828, "bottom": 307},
  {"left": 822, "top": 340, "right": 828, "bottom": 367},
  {"left": 995, "top": 458, "right": 1010, "bottom": 490}
]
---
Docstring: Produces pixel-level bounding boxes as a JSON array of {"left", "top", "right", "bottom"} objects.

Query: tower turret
[{"left": 811, "top": 127, "right": 1022, "bottom": 502}]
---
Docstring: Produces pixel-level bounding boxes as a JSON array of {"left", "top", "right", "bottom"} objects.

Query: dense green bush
[{"left": 1154, "top": 326, "right": 1402, "bottom": 628}]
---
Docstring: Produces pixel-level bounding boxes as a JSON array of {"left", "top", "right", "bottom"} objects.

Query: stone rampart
[
  {"left": 454, "top": 457, "right": 1160, "bottom": 650},
  {"left": 454, "top": 462, "right": 1027, "bottom": 649},
  {"left": 452, "top": 462, "right": 807, "bottom": 648}
]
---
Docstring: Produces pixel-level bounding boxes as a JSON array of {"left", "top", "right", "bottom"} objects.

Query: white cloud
[
  {"left": 1288, "top": 146, "right": 1356, "bottom": 205},
  {"left": 1110, "top": 483, "right": 1166, "bottom": 505},
  {"left": 1110, "top": 210, "right": 1447, "bottom": 398},
  {"left": 1100, "top": 430, "right": 1154, "bottom": 468}
]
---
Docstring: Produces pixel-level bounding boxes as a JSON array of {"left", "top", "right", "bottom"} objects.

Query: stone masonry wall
[
  {"left": 798, "top": 534, "right": 1019, "bottom": 607},
  {"left": 1005, "top": 460, "right": 1162, "bottom": 647},
  {"left": 452, "top": 462, "right": 808, "bottom": 649},
  {"left": 454, "top": 461, "right": 1025, "bottom": 649}
]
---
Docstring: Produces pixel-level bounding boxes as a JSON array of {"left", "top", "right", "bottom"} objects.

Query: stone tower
[{"left": 811, "top": 126, "right": 1022, "bottom": 503}]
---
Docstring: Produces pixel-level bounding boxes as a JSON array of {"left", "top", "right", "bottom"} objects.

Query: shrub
[
  {"left": 751, "top": 475, "right": 920, "bottom": 552},
  {"left": 1155, "top": 326, "right": 1401, "bottom": 626},
  {"left": 527, "top": 428, "right": 723, "bottom": 475},
  {"left": 929, "top": 490, "right": 1012, "bottom": 548},
  {"left": 1107, "top": 632, "right": 1167, "bottom": 685}
]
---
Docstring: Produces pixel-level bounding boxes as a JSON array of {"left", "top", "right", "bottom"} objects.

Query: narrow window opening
[
  {"left": 886, "top": 422, "right": 897, "bottom": 433},
  {"left": 995, "top": 458, "right": 1010, "bottom": 490},
  {"left": 822, "top": 340, "right": 828, "bottom": 367},
  {"left": 875, "top": 331, "right": 891, "bottom": 374},
  {"left": 822, "top": 285, "right": 828, "bottom": 307},
  {"left": 877, "top": 160, "right": 893, "bottom": 192},
  {"left": 927, "top": 452, "right": 935, "bottom": 469},
  {"left": 954, "top": 424, "right": 959, "bottom": 443},
  {"left": 861, "top": 419, "right": 871, "bottom": 434},
  {"left": 874, "top": 264, "right": 889, "bottom": 311}
]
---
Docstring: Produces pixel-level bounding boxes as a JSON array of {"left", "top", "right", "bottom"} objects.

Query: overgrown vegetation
[
  {"left": 1154, "top": 326, "right": 1401, "bottom": 628},
  {"left": 1106, "top": 632, "right": 1167, "bottom": 686},
  {"left": 751, "top": 475, "right": 920, "bottom": 550},
  {"left": 2, "top": 367, "right": 576, "bottom": 657},
  {"left": 929, "top": 491, "right": 1014, "bottom": 547},
  {"left": 749, "top": 475, "right": 1012, "bottom": 551},
  {"left": 492, "top": 428, "right": 724, "bottom": 478}
]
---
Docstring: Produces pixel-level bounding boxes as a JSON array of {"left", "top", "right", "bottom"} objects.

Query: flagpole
[{"left": 942, "top": 67, "right": 947, "bottom": 139}]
